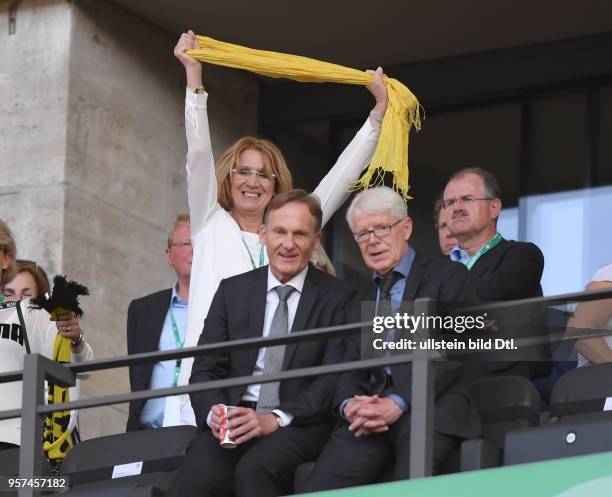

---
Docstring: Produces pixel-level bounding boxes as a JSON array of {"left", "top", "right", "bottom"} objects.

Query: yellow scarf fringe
[{"left": 187, "top": 36, "right": 422, "bottom": 200}]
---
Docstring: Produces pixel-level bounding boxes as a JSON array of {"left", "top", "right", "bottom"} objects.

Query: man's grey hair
[
  {"left": 446, "top": 167, "right": 501, "bottom": 200},
  {"left": 346, "top": 186, "right": 408, "bottom": 231}
]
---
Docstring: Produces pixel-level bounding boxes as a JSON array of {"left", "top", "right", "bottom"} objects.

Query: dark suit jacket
[
  {"left": 470, "top": 239, "right": 549, "bottom": 376},
  {"left": 337, "top": 250, "right": 482, "bottom": 440},
  {"left": 470, "top": 239, "right": 544, "bottom": 301},
  {"left": 189, "top": 265, "right": 357, "bottom": 429},
  {"left": 126, "top": 288, "right": 172, "bottom": 431}
]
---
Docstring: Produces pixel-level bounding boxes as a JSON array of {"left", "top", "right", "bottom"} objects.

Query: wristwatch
[
  {"left": 271, "top": 412, "right": 286, "bottom": 428},
  {"left": 71, "top": 331, "right": 85, "bottom": 348},
  {"left": 187, "top": 85, "right": 205, "bottom": 94}
]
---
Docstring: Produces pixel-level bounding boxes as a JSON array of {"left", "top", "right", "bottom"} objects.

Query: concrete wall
[
  {"left": 0, "top": 0, "right": 71, "bottom": 275},
  {"left": 1, "top": 0, "right": 259, "bottom": 438}
]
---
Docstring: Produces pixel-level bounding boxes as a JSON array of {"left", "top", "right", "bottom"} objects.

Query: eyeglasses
[
  {"left": 169, "top": 240, "right": 192, "bottom": 250},
  {"left": 443, "top": 195, "right": 493, "bottom": 209},
  {"left": 353, "top": 218, "right": 405, "bottom": 243},
  {"left": 232, "top": 167, "right": 276, "bottom": 183}
]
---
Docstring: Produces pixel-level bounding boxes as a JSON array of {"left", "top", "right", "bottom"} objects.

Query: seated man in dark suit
[
  {"left": 166, "top": 190, "right": 357, "bottom": 497},
  {"left": 126, "top": 213, "right": 192, "bottom": 430},
  {"left": 443, "top": 167, "right": 549, "bottom": 376},
  {"left": 297, "top": 187, "right": 481, "bottom": 492}
]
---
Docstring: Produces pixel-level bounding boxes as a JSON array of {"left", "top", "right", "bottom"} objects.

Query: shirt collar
[
  {"left": 171, "top": 282, "right": 188, "bottom": 305},
  {"left": 267, "top": 265, "right": 308, "bottom": 294},
  {"left": 450, "top": 244, "right": 469, "bottom": 263},
  {"left": 450, "top": 232, "right": 500, "bottom": 264},
  {"left": 372, "top": 245, "right": 415, "bottom": 282}
]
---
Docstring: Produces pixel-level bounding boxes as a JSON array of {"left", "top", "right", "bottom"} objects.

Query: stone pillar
[{"left": 1, "top": 0, "right": 259, "bottom": 438}]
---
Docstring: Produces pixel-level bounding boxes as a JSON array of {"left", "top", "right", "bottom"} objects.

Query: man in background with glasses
[
  {"left": 442, "top": 167, "right": 543, "bottom": 301},
  {"left": 443, "top": 168, "right": 548, "bottom": 379},
  {"left": 126, "top": 213, "right": 193, "bottom": 431}
]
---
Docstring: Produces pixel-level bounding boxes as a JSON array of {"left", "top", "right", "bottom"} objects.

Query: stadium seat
[
  {"left": 503, "top": 413, "right": 612, "bottom": 465},
  {"left": 459, "top": 375, "right": 542, "bottom": 471},
  {"left": 0, "top": 447, "right": 20, "bottom": 477},
  {"left": 295, "top": 375, "right": 542, "bottom": 486},
  {"left": 469, "top": 375, "right": 541, "bottom": 448},
  {"left": 549, "top": 363, "right": 612, "bottom": 420},
  {"left": 0, "top": 448, "right": 52, "bottom": 476},
  {"left": 503, "top": 364, "right": 612, "bottom": 466},
  {"left": 60, "top": 425, "right": 197, "bottom": 496}
]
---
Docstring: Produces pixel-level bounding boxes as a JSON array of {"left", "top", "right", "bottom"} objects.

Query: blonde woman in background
[{"left": 311, "top": 245, "right": 336, "bottom": 277}]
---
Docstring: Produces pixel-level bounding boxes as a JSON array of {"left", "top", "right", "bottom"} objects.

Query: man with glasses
[
  {"left": 297, "top": 187, "right": 480, "bottom": 491},
  {"left": 443, "top": 168, "right": 548, "bottom": 379},
  {"left": 126, "top": 213, "right": 193, "bottom": 430},
  {"left": 442, "top": 167, "right": 544, "bottom": 300}
]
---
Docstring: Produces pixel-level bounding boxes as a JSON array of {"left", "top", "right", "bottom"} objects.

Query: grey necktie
[
  {"left": 256, "top": 285, "right": 296, "bottom": 413},
  {"left": 372, "top": 271, "right": 403, "bottom": 393}
]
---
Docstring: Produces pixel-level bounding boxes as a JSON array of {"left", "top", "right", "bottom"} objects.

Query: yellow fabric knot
[{"left": 187, "top": 36, "right": 422, "bottom": 200}]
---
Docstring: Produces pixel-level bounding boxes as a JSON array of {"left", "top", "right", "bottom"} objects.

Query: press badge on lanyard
[{"left": 162, "top": 310, "right": 184, "bottom": 427}]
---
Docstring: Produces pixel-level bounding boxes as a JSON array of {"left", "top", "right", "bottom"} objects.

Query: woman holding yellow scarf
[{"left": 172, "top": 31, "right": 387, "bottom": 427}]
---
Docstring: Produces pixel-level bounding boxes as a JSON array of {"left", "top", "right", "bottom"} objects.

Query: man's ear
[
  {"left": 259, "top": 224, "right": 266, "bottom": 246},
  {"left": 490, "top": 198, "right": 502, "bottom": 221},
  {"left": 402, "top": 217, "right": 413, "bottom": 241}
]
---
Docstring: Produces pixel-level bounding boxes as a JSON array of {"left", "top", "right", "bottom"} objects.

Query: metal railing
[{"left": 1, "top": 288, "right": 612, "bottom": 496}]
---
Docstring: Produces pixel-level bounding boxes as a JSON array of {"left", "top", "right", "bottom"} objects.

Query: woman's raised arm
[{"left": 174, "top": 31, "right": 218, "bottom": 235}]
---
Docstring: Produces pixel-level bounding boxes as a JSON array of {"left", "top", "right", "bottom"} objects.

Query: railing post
[
  {"left": 409, "top": 299, "right": 435, "bottom": 479},
  {"left": 18, "top": 354, "right": 76, "bottom": 497}
]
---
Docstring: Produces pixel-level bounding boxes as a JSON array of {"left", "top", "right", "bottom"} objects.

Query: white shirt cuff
[
  {"left": 272, "top": 409, "right": 293, "bottom": 427},
  {"left": 185, "top": 89, "right": 208, "bottom": 108},
  {"left": 207, "top": 407, "right": 292, "bottom": 428},
  {"left": 185, "top": 90, "right": 208, "bottom": 133}
]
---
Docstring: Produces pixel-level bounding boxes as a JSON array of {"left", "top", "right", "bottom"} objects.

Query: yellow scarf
[
  {"left": 43, "top": 307, "right": 73, "bottom": 461},
  {"left": 187, "top": 36, "right": 422, "bottom": 199}
]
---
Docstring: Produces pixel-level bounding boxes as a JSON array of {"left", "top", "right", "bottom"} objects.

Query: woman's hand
[
  {"left": 366, "top": 67, "right": 388, "bottom": 127},
  {"left": 55, "top": 311, "right": 84, "bottom": 354},
  {"left": 174, "top": 30, "right": 203, "bottom": 88}
]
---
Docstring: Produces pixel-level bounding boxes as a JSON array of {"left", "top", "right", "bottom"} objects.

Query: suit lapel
[
  {"left": 248, "top": 267, "right": 269, "bottom": 368},
  {"left": 146, "top": 289, "right": 173, "bottom": 352},
  {"left": 282, "top": 266, "right": 318, "bottom": 370},
  {"left": 470, "top": 239, "right": 506, "bottom": 277}
]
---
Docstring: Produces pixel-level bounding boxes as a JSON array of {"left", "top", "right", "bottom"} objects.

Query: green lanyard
[
  {"left": 170, "top": 311, "right": 184, "bottom": 387},
  {"left": 241, "top": 237, "right": 265, "bottom": 270},
  {"left": 466, "top": 233, "right": 503, "bottom": 271},
  {"left": 0, "top": 293, "right": 3, "bottom": 304}
]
